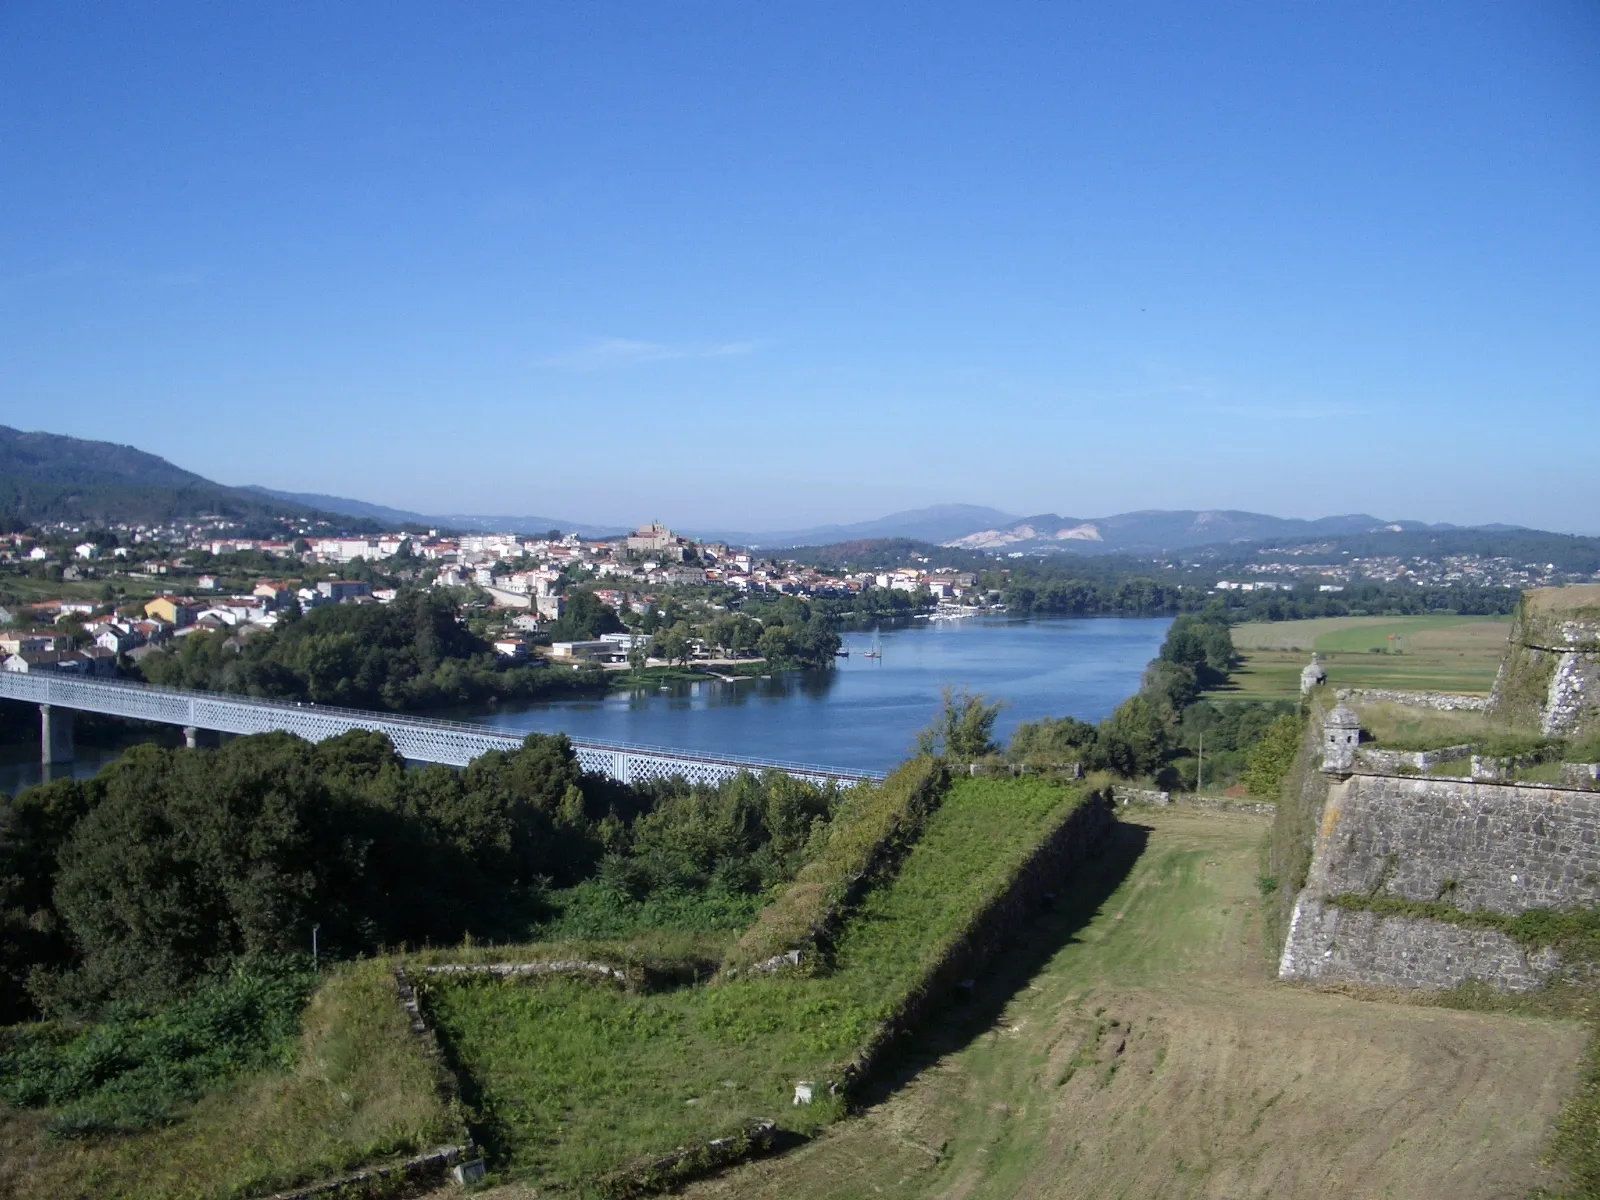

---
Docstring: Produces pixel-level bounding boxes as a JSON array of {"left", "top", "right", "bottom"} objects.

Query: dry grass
[
  {"left": 1525, "top": 584, "right": 1600, "bottom": 619},
  {"left": 0, "top": 961, "right": 463, "bottom": 1200}
]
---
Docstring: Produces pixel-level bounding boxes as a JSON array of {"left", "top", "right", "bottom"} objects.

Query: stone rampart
[
  {"left": 1356, "top": 745, "right": 1473, "bottom": 774},
  {"left": 1278, "top": 897, "right": 1560, "bottom": 992},
  {"left": 1489, "top": 586, "right": 1600, "bottom": 736},
  {"left": 1279, "top": 772, "right": 1600, "bottom": 992},
  {"left": 1336, "top": 688, "right": 1489, "bottom": 712},
  {"left": 1304, "top": 774, "right": 1600, "bottom": 913}
]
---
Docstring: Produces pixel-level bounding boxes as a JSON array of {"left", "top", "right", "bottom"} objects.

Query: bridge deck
[{"left": 0, "top": 673, "right": 883, "bottom": 787}]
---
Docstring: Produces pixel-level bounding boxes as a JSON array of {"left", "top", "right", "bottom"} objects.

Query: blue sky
[{"left": 2, "top": 3, "right": 1596, "bottom": 531}]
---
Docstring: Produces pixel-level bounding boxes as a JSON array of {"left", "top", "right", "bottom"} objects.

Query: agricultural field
[
  {"left": 1216, "top": 614, "right": 1511, "bottom": 701},
  {"left": 663, "top": 809, "right": 1585, "bottom": 1200},
  {"left": 416, "top": 775, "right": 1091, "bottom": 1191}
]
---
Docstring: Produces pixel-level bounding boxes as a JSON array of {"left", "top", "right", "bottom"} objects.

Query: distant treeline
[
  {"left": 1006, "top": 611, "right": 1300, "bottom": 794},
  {"left": 1213, "top": 582, "right": 1518, "bottom": 621},
  {"left": 1000, "top": 570, "right": 1519, "bottom": 621}
]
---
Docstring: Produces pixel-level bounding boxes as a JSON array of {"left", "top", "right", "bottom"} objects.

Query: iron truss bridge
[{"left": 0, "top": 673, "right": 884, "bottom": 788}]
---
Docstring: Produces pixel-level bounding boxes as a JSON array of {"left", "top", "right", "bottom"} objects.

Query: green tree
[
  {"left": 549, "top": 589, "right": 624, "bottom": 642},
  {"left": 917, "top": 686, "right": 1005, "bottom": 762},
  {"left": 1007, "top": 714, "right": 1098, "bottom": 765},
  {"left": 1240, "top": 714, "right": 1304, "bottom": 798},
  {"left": 1090, "top": 695, "right": 1170, "bottom": 777}
]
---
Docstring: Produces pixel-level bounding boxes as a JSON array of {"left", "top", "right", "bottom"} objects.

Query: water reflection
[
  {"left": 441, "top": 616, "right": 1170, "bottom": 773},
  {"left": 0, "top": 617, "right": 1171, "bottom": 787}
]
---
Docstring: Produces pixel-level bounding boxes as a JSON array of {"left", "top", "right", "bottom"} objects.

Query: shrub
[{"left": 1241, "top": 714, "right": 1305, "bottom": 798}]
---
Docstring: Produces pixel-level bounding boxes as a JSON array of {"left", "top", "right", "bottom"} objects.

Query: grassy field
[
  {"left": 0, "top": 961, "right": 463, "bottom": 1200},
  {"left": 1217, "top": 615, "right": 1511, "bottom": 700},
  {"left": 656, "top": 809, "right": 1585, "bottom": 1200},
  {"left": 415, "top": 776, "right": 1089, "bottom": 1191}
]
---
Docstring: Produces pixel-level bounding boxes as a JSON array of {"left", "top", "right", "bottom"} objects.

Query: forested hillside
[{"left": 0, "top": 425, "right": 317, "bottom": 526}]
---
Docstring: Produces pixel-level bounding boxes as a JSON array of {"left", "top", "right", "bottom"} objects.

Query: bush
[
  {"left": 916, "top": 687, "right": 1004, "bottom": 762},
  {"left": 1088, "top": 696, "right": 1169, "bottom": 777},
  {"left": 1241, "top": 714, "right": 1305, "bottom": 798}
]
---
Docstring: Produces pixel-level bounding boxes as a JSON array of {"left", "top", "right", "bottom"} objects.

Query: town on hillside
[{"left": 0, "top": 518, "right": 990, "bottom": 678}]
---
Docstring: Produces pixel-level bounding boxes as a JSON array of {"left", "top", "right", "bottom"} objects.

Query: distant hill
[
  {"left": 241, "top": 487, "right": 431, "bottom": 527},
  {"left": 0, "top": 426, "right": 320, "bottom": 527},
  {"left": 941, "top": 510, "right": 1476, "bottom": 555},
  {"left": 692, "top": 504, "right": 1020, "bottom": 549},
  {"left": 244, "top": 487, "right": 626, "bottom": 539}
]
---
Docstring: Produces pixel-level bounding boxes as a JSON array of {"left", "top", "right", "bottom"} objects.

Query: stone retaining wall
[
  {"left": 1337, "top": 688, "right": 1490, "bottom": 711},
  {"left": 1112, "top": 786, "right": 1170, "bottom": 807},
  {"left": 1277, "top": 896, "right": 1561, "bottom": 993},
  {"left": 1279, "top": 773, "right": 1600, "bottom": 992},
  {"left": 1302, "top": 774, "right": 1600, "bottom": 913},
  {"left": 1357, "top": 744, "right": 1473, "bottom": 773}
]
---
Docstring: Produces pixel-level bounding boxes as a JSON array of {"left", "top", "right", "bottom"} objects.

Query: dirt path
[{"left": 675, "top": 810, "right": 1583, "bottom": 1200}]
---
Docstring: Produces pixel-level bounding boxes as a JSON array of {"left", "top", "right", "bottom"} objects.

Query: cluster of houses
[
  {"left": 427, "top": 524, "right": 983, "bottom": 613},
  {"left": 2, "top": 516, "right": 994, "bottom": 676},
  {"left": 0, "top": 578, "right": 376, "bottom": 677}
]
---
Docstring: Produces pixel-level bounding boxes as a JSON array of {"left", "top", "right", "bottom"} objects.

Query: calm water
[
  {"left": 445, "top": 616, "right": 1170, "bottom": 773},
  {"left": 0, "top": 617, "right": 1169, "bottom": 790}
]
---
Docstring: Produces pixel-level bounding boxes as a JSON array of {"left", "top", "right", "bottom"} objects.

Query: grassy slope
[
  {"left": 1216, "top": 615, "right": 1511, "bottom": 701},
  {"left": 672, "top": 809, "right": 1584, "bottom": 1200},
  {"left": 418, "top": 777, "right": 1088, "bottom": 1191},
  {"left": 0, "top": 962, "right": 463, "bottom": 1200}
]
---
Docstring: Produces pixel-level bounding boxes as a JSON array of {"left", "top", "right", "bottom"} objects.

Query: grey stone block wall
[
  {"left": 1278, "top": 896, "right": 1560, "bottom": 993},
  {"left": 1356, "top": 745, "right": 1473, "bottom": 773},
  {"left": 1337, "top": 688, "right": 1489, "bottom": 711},
  {"left": 1280, "top": 773, "right": 1600, "bottom": 993},
  {"left": 1307, "top": 774, "right": 1600, "bottom": 914},
  {"left": 1547, "top": 648, "right": 1600, "bottom": 736}
]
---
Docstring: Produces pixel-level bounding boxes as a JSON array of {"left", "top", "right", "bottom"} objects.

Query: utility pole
[
  {"left": 1197, "top": 731, "right": 1204, "bottom": 793},
  {"left": 312, "top": 923, "right": 320, "bottom": 970}
]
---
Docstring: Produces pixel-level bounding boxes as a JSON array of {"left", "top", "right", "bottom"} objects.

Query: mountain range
[
  {"left": 936, "top": 510, "right": 1518, "bottom": 555},
  {"left": 0, "top": 425, "right": 1534, "bottom": 555}
]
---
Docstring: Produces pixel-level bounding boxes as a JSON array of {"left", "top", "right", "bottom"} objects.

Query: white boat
[{"left": 863, "top": 627, "right": 883, "bottom": 659}]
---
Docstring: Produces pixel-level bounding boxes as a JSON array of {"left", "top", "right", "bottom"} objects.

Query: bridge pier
[{"left": 40, "top": 704, "right": 74, "bottom": 766}]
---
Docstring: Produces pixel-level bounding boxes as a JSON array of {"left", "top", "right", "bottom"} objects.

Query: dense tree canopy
[
  {"left": 0, "top": 726, "right": 842, "bottom": 1022},
  {"left": 140, "top": 589, "right": 599, "bottom": 710}
]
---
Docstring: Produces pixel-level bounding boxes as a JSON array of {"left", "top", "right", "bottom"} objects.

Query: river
[
  {"left": 439, "top": 615, "right": 1170, "bottom": 774},
  {"left": 0, "top": 616, "right": 1169, "bottom": 790}
]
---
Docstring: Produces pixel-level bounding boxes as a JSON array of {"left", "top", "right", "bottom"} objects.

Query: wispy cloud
[{"left": 541, "top": 337, "right": 766, "bottom": 371}]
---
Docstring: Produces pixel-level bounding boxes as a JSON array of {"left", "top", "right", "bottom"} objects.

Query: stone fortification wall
[
  {"left": 1337, "top": 688, "right": 1490, "bottom": 712},
  {"left": 1356, "top": 745, "right": 1473, "bottom": 773},
  {"left": 1304, "top": 774, "right": 1600, "bottom": 913},
  {"left": 1278, "top": 898, "right": 1560, "bottom": 992},
  {"left": 1279, "top": 772, "right": 1600, "bottom": 992},
  {"left": 1488, "top": 585, "right": 1600, "bottom": 736}
]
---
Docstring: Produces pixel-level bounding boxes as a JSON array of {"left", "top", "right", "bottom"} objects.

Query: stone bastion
[
  {"left": 1279, "top": 770, "right": 1600, "bottom": 992},
  {"left": 1489, "top": 584, "right": 1600, "bottom": 737}
]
